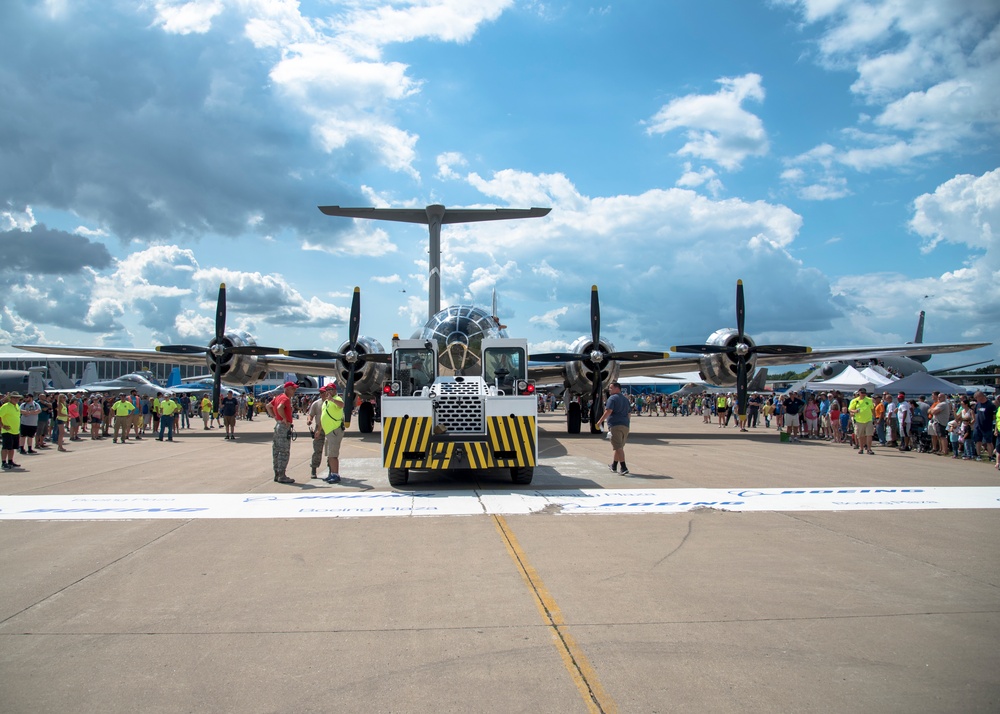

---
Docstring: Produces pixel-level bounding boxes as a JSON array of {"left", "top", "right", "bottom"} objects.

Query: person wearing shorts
[
  {"left": 596, "top": 381, "right": 632, "bottom": 475},
  {"left": 849, "top": 387, "right": 876, "bottom": 455}
]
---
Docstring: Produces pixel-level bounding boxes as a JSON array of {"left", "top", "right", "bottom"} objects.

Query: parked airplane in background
[
  {"left": 0, "top": 367, "right": 48, "bottom": 395},
  {"left": 15, "top": 205, "right": 991, "bottom": 433}
]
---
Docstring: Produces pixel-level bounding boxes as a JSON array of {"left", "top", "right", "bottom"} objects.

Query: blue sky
[{"left": 1, "top": 0, "right": 998, "bottom": 370}]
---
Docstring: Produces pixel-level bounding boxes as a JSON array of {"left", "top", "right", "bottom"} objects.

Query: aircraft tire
[
  {"left": 510, "top": 466, "right": 533, "bottom": 485},
  {"left": 567, "top": 403, "right": 581, "bottom": 434},
  {"left": 388, "top": 467, "right": 409, "bottom": 487},
  {"left": 357, "top": 402, "right": 376, "bottom": 433}
]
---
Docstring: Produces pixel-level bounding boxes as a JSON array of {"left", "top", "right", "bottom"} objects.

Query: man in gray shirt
[{"left": 595, "top": 381, "right": 632, "bottom": 476}]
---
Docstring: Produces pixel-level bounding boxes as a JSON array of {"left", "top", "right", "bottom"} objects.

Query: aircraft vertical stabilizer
[
  {"left": 47, "top": 362, "right": 76, "bottom": 390},
  {"left": 27, "top": 367, "right": 47, "bottom": 395},
  {"left": 81, "top": 362, "right": 98, "bottom": 386},
  {"left": 166, "top": 367, "right": 182, "bottom": 388}
]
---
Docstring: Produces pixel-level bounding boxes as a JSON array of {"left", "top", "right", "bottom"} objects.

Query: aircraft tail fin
[
  {"left": 47, "top": 362, "right": 76, "bottom": 390},
  {"left": 749, "top": 367, "right": 768, "bottom": 392},
  {"left": 166, "top": 367, "right": 182, "bottom": 388},
  {"left": 81, "top": 362, "right": 98, "bottom": 386},
  {"left": 27, "top": 367, "right": 47, "bottom": 395},
  {"left": 906, "top": 310, "right": 931, "bottom": 364}
]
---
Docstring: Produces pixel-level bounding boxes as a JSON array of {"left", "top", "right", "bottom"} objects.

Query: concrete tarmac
[{"left": 1, "top": 412, "right": 998, "bottom": 713}]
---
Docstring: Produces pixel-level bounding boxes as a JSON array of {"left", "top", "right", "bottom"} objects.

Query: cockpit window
[
  {"left": 483, "top": 347, "right": 525, "bottom": 386},
  {"left": 394, "top": 348, "right": 437, "bottom": 394}
]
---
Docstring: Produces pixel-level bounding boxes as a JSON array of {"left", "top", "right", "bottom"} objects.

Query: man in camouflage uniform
[{"left": 267, "top": 381, "right": 298, "bottom": 484}]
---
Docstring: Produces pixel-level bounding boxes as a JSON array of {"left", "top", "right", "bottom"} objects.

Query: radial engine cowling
[
  {"left": 334, "top": 335, "right": 389, "bottom": 395},
  {"left": 697, "top": 328, "right": 759, "bottom": 387},
  {"left": 562, "top": 335, "right": 621, "bottom": 396},
  {"left": 207, "top": 330, "right": 270, "bottom": 385}
]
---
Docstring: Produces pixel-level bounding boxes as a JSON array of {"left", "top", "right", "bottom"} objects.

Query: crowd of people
[
  {"left": 0, "top": 388, "right": 262, "bottom": 471},
  {"left": 610, "top": 387, "right": 1000, "bottom": 468}
]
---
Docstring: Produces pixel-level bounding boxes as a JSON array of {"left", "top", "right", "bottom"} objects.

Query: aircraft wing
[
  {"left": 13, "top": 345, "right": 348, "bottom": 379},
  {"left": 318, "top": 206, "right": 550, "bottom": 224},
  {"left": 529, "top": 341, "right": 990, "bottom": 386}
]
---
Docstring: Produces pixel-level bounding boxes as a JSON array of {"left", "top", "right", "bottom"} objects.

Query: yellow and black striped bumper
[{"left": 382, "top": 416, "right": 536, "bottom": 470}]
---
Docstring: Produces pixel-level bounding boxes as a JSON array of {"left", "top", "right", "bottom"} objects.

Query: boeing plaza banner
[{"left": 1, "top": 487, "right": 999, "bottom": 520}]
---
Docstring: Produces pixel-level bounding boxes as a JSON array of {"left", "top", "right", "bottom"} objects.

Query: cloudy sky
[{"left": 2, "top": 0, "right": 998, "bottom": 369}]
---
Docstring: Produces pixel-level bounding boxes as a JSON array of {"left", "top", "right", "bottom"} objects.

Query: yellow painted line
[{"left": 493, "top": 515, "right": 617, "bottom": 714}]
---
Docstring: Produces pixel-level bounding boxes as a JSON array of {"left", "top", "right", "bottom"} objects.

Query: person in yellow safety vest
[
  {"left": 319, "top": 385, "right": 347, "bottom": 484},
  {"left": 111, "top": 393, "right": 136, "bottom": 443},
  {"left": 200, "top": 395, "right": 212, "bottom": 430},
  {"left": 152, "top": 393, "right": 162, "bottom": 435},
  {"left": 157, "top": 397, "right": 180, "bottom": 441},
  {"left": 246, "top": 395, "right": 255, "bottom": 421},
  {"left": 716, "top": 394, "right": 729, "bottom": 428}
]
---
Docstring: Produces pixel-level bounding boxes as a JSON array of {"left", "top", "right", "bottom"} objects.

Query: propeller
[
  {"left": 532, "top": 286, "right": 670, "bottom": 428},
  {"left": 285, "top": 287, "right": 389, "bottom": 426},
  {"left": 155, "top": 283, "right": 283, "bottom": 414},
  {"left": 670, "top": 280, "right": 811, "bottom": 417}
]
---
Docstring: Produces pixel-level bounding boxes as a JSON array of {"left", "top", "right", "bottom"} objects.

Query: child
[{"left": 946, "top": 418, "right": 960, "bottom": 458}]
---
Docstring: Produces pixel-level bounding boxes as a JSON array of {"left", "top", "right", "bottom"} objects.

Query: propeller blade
[
  {"left": 530, "top": 352, "right": 583, "bottom": 363},
  {"left": 284, "top": 349, "right": 344, "bottom": 360},
  {"left": 347, "top": 286, "right": 361, "bottom": 349},
  {"left": 212, "top": 370, "right": 222, "bottom": 417},
  {"left": 736, "top": 356, "right": 748, "bottom": 418},
  {"left": 215, "top": 283, "right": 227, "bottom": 344},
  {"left": 229, "top": 345, "right": 285, "bottom": 356},
  {"left": 735, "top": 279, "right": 745, "bottom": 340},
  {"left": 590, "top": 372, "right": 604, "bottom": 427},
  {"left": 607, "top": 350, "right": 670, "bottom": 361},
  {"left": 752, "top": 345, "right": 812, "bottom": 355},
  {"left": 669, "top": 344, "right": 729, "bottom": 355},
  {"left": 590, "top": 285, "right": 600, "bottom": 350},
  {"left": 343, "top": 370, "right": 356, "bottom": 428},
  {"left": 156, "top": 345, "right": 208, "bottom": 355}
]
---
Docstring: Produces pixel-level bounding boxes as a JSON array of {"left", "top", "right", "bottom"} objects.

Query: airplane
[
  {"left": 15, "top": 205, "right": 992, "bottom": 434},
  {"left": 0, "top": 367, "right": 48, "bottom": 395},
  {"left": 810, "top": 310, "right": 993, "bottom": 381}
]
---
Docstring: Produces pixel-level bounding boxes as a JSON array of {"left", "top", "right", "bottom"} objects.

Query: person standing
[
  {"left": 220, "top": 390, "right": 239, "bottom": 440},
  {"left": 595, "top": 381, "right": 631, "bottom": 475},
  {"left": 1, "top": 393, "right": 24, "bottom": 470},
  {"left": 896, "top": 392, "right": 912, "bottom": 451},
  {"left": 267, "top": 381, "right": 298, "bottom": 484},
  {"left": 200, "top": 394, "right": 212, "bottom": 429},
  {"left": 306, "top": 389, "right": 328, "bottom": 478},
  {"left": 928, "top": 393, "right": 953, "bottom": 456},
  {"left": 18, "top": 393, "right": 41, "bottom": 455},
  {"left": 849, "top": 387, "right": 876, "bottom": 455},
  {"left": 111, "top": 393, "right": 135, "bottom": 443},
  {"left": 782, "top": 391, "right": 805, "bottom": 442},
  {"left": 320, "top": 385, "right": 347, "bottom": 483},
  {"left": 971, "top": 390, "right": 997, "bottom": 461},
  {"left": 157, "top": 396, "right": 180, "bottom": 441}
]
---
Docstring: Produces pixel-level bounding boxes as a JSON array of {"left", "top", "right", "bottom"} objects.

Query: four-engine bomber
[{"left": 380, "top": 337, "right": 537, "bottom": 487}]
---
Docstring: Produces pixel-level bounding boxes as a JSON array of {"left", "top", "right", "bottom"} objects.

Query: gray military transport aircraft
[{"left": 15, "top": 204, "right": 991, "bottom": 434}]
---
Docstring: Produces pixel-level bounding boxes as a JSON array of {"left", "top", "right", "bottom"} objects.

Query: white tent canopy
[
  {"left": 859, "top": 367, "right": 896, "bottom": 387},
  {"left": 809, "top": 366, "right": 878, "bottom": 393}
]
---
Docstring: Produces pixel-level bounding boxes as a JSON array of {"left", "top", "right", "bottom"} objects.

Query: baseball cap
[
  {"left": 858, "top": 387, "right": 867, "bottom": 393},
  {"left": 283, "top": 381, "right": 299, "bottom": 389}
]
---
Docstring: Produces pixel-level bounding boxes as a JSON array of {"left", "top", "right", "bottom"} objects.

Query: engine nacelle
[
  {"left": 697, "top": 328, "right": 759, "bottom": 387},
  {"left": 562, "top": 335, "right": 621, "bottom": 396},
  {"left": 207, "top": 330, "right": 269, "bottom": 385},
  {"left": 334, "top": 335, "right": 390, "bottom": 395}
]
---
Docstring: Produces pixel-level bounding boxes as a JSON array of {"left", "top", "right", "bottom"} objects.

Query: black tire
[
  {"left": 388, "top": 467, "right": 409, "bottom": 487},
  {"left": 567, "top": 402, "right": 581, "bottom": 434},
  {"left": 357, "top": 402, "right": 376, "bottom": 433},
  {"left": 510, "top": 466, "right": 533, "bottom": 485}
]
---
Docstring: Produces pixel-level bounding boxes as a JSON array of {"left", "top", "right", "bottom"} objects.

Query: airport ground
[{"left": 1, "top": 411, "right": 998, "bottom": 713}]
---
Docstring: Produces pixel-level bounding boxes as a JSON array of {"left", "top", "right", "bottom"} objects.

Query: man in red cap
[{"left": 268, "top": 381, "right": 298, "bottom": 484}]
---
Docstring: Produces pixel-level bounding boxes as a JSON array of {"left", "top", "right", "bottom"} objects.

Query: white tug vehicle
[{"left": 380, "top": 336, "right": 537, "bottom": 488}]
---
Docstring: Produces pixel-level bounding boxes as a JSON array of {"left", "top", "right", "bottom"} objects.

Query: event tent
[
  {"left": 876, "top": 371, "right": 966, "bottom": 396},
  {"left": 859, "top": 367, "right": 896, "bottom": 387},
  {"left": 809, "top": 366, "right": 878, "bottom": 393}
]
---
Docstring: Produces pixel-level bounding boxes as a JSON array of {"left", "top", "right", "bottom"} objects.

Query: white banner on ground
[{"left": 0, "top": 487, "right": 999, "bottom": 520}]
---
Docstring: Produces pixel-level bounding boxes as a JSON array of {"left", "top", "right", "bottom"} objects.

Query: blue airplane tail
[{"left": 166, "top": 367, "right": 182, "bottom": 388}]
